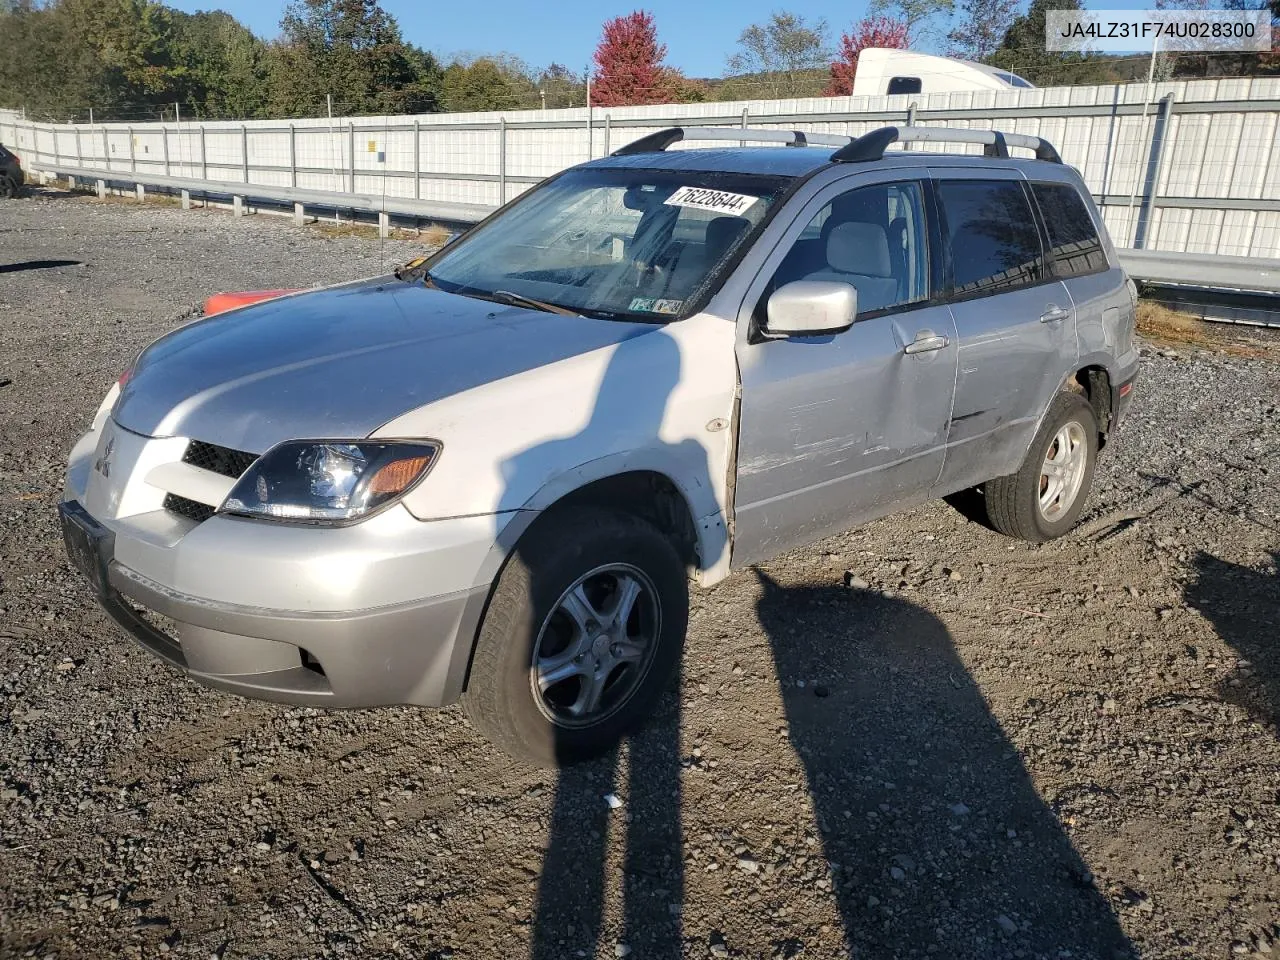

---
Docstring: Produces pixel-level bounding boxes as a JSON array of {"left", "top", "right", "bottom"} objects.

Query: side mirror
[{"left": 764, "top": 280, "right": 857, "bottom": 337}]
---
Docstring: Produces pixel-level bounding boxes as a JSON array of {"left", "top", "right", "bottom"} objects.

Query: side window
[
  {"left": 767, "top": 181, "right": 930, "bottom": 318},
  {"left": 887, "top": 76, "right": 923, "bottom": 95},
  {"left": 1030, "top": 182, "right": 1108, "bottom": 280},
  {"left": 937, "top": 179, "right": 1044, "bottom": 297}
]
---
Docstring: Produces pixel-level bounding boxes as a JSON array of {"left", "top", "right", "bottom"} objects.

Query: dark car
[{"left": 0, "top": 142, "right": 24, "bottom": 198}]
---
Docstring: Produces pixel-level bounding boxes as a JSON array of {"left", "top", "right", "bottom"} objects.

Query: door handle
[
  {"left": 903, "top": 332, "right": 949, "bottom": 355},
  {"left": 1040, "top": 305, "right": 1070, "bottom": 323}
]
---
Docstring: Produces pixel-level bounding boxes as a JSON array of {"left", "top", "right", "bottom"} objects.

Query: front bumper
[{"left": 59, "top": 499, "right": 492, "bottom": 707}]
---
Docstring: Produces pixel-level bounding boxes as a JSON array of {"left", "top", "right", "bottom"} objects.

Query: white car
[{"left": 61, "top": 125, "right": 1138, "bottom": 765}]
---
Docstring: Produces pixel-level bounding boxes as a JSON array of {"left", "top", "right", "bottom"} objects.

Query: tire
[
  {"left": 984, "top": 391, "right": 1099, "bottom": 543},
  {"left": 462, "top": 506, "right": 688, "bottom": 767},
  {"left": 0, "top": 177, "right": 16, "bottom": 200}
]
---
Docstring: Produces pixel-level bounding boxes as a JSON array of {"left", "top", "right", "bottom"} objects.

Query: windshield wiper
[
  {"left": 394, "top": 257, "right": 436, "bottom": 287},
  {"left": 490, "top": 290, "right": 581, "bottom": 317}
]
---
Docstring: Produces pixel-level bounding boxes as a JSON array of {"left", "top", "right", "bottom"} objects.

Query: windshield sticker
[
  {"left": 628, "top": 296, "right": 685, "bottom": 314},
  {"left": 664, "top": 186, "right": 759, "bottom": 216}
]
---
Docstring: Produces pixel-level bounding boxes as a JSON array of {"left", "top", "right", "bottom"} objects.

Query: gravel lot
[{"left": 1, "top": 188, "right": 1278, "bottom": 960}]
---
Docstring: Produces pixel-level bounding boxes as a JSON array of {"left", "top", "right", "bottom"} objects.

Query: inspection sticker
[{"left": 664, "top": 186, "right": 759, "bottom": 216}]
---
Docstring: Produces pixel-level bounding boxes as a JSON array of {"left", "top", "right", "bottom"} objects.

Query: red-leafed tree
[
  {"left": 591, "top": 10, "right": 677, "bottom": 106},
  {"left": 824, "top": 16, "right": 910, "bottom": 96}
]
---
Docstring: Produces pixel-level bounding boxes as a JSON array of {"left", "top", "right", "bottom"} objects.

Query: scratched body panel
[{"left": 733, "top": 304, "right": 958, "bottom": 565}]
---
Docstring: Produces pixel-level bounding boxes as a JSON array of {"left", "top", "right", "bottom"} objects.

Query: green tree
[
  {"left": 725, "top": 12, "right": 831, "bottom": 99},
  {"left": 0, "top": 0, "right": 188, "bottom": 119},
  {"left": 170, "top": 10, "right": 269, "bottom": 118},
  {"left": 538, "top": 62, "right": 585, "bottom": 108},
  {"left": 988, "top": 0, "right": 1121, "bottom": 85},
  {"left": 949, "top": 0, "right": 1019, "bottom": 59},
  {"left": 440, "top": 55, "right": 539, "bottom": 111},
  {"left": 267, "top": 0, "right": 442, "bottom": 116},
  {"left": 869, "top": 0, "right": 955, "bottom": 43}
]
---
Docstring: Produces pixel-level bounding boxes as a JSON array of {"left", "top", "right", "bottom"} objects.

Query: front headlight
[{"left": 221, "top": 440, "right": 439, "bottom": 524}]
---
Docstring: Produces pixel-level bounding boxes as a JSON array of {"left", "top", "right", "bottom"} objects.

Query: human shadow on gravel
[
  {"left": 505, "top": 331, "right": 702, "bottom": 960},
  {"left": 1185, "top": 550, "right": 1280, "bottom": 730},
  {"left": 529, "top": 683, "right": 684, "bottom": 959},
  {"left": 755, "top": 570, "right": 1136, "bottom": 959}
]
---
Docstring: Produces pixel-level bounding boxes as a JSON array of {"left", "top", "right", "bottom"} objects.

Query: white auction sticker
[{"left": 664, "top": 186, "right": 759, "bottom": 216}]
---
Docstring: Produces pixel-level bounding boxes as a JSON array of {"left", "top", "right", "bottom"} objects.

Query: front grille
[
  {"left": 163, "top": 493, "right": 216, "bottom": 524},
  {"left": 182, "top": 439, "right": 258, "bottom": 479}
]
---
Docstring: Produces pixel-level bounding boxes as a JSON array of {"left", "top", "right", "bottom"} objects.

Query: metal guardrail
[
  {"left": 36, "top": 161, "right": 1280, "bottom": 299},
  {"left": 47, "top": 164, "right": 494, "bottom": 229},
  {"left": 1117, "top": 249, "right": 1280, "bottom": 296}
]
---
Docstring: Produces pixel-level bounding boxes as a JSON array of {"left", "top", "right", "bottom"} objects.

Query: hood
[{"left": 113, "top": 279, "right": 655, "bottom": 452}]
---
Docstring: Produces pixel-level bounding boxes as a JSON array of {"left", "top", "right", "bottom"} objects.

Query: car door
[
  {"left": 731, "top": 172, "right": 959, "bottom": 567},
  {"left": 1027, "top": 178, "right": 1132, "bottom": 382},
  {"left": 930, "top": 170, "right": 1079, "bottom": 495}
]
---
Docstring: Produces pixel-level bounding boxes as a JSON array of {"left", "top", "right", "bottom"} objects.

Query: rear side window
[
  {"left": 0, "top": 145, "right": 9, "bottom": 161},
  {"left": 1030, "top": 182, "right": 1108, "bottom": 280},
  {"left": 887, "top": 76, "right": 922, "bottom": 95},
  {"left": 937, "top": 180, "right": 1043, "bottom": 297}
]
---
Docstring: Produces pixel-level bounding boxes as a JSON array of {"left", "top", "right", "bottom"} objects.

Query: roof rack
[
  {"left": 831, "top": 126, "right": 1062, "bottom": 163},
  {"left": 612, "top": 126, "right": 853, "bottom": 155}
]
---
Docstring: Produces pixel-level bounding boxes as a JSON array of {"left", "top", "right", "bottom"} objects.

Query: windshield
[{"left": 425, "top": 167, "right": 792, "bottom": 321}]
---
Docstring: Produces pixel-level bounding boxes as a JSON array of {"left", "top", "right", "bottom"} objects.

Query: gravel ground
[{"left": 1, "top": 188, "right": 1278, "bottom": 960}]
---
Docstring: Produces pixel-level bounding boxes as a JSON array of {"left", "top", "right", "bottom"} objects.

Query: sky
[{"left": 164, "top": 0, "right": 885, "bottom": 77}]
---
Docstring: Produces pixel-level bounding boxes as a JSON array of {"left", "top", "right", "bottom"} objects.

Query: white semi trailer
[{"left": 852, "top": 48, "right": 1035, "bottom": 96}]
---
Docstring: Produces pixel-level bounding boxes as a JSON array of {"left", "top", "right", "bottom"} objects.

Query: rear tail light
[{"left": 117, "top": 368, "right": 132, "bottom": 388}]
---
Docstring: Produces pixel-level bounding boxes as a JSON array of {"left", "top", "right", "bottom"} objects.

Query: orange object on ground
[{"left": 202, "top": 289, "right": 301, "bottom": 316}]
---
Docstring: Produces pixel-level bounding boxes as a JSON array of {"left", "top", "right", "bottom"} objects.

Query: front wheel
[
  {"left": 462, "top": 506, "right": 688, "bottom": 767},
  {"left": 984, "top": 391, "right": 1099, "bottom": 542}
]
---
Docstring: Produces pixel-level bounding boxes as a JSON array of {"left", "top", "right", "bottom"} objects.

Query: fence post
[
  {"left": 102, "top": 126, "right": 110, "bottom": 172},
  {"left": 162, "top": 124, "right": 170, "bottom": 177},
  {"left": 128, "top": 126, "right": 135, "bottom": 172},
  {"left": 413, "top": 118, "right": 420, "bottom": 200},
  {"left": 740, "top": 106, "right": 748, "bottom": 146},
  {"left": 498, "top": 116, "right": 506, "bottom": 206},
  {"left": 348, "top": 122, "right": 355, "bottom": 194},
  {"left": 200, "top": 126, "right": 207, "bottom": 181},
  {"left": 240, "top": 124, "right": 248, "bottom": 183},
  {"left": 53, "top": 122, "right": 60, "bottom": 171},
  {"left": 74, "top": 125, "right": 82, "bottom": 168},
  {"left": 904, "top": 103, "right": 917, "bottom": 151},
  {"left": 289, "top": 122, "right": 297, "bottom": 188},
  {"left": 603, "top": 114, "right": 611, "bottom": 156},
  {"left": 1134, "top": 93, "right": 1177, "bottom": 250}
]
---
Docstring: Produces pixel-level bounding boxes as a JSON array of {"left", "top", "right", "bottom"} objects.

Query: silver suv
[{"left": 61, "top": 125, "right": 1138, "bottom": 765}]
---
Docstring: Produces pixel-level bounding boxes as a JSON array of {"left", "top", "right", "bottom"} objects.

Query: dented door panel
[
  {"left": 728, "top": 167, "right": 959, "bottom": 568},
  {"left": 733, "top": 304, "right": 958, "bottom": 563}
]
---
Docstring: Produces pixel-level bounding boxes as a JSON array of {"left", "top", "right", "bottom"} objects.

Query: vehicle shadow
[
  {"left": 754, "top": 569, "right": 1137, "bottom": 958},
  {"left": 0, "top": 259, "right": 83, "bottom": 274},
  {"left": 1184, "top": 550, "right": 1280, "bottom": 731}
]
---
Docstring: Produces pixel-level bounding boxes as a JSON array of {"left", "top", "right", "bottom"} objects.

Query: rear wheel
[
  {"left": 0, "top": 177, "right": 17, "bottom": 200},
  {"left": 462, "top": 506, "right": 687, "bottom": 767},
  {"left": 984, "top": 391, "right": 1098, "bottom": 542}
]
